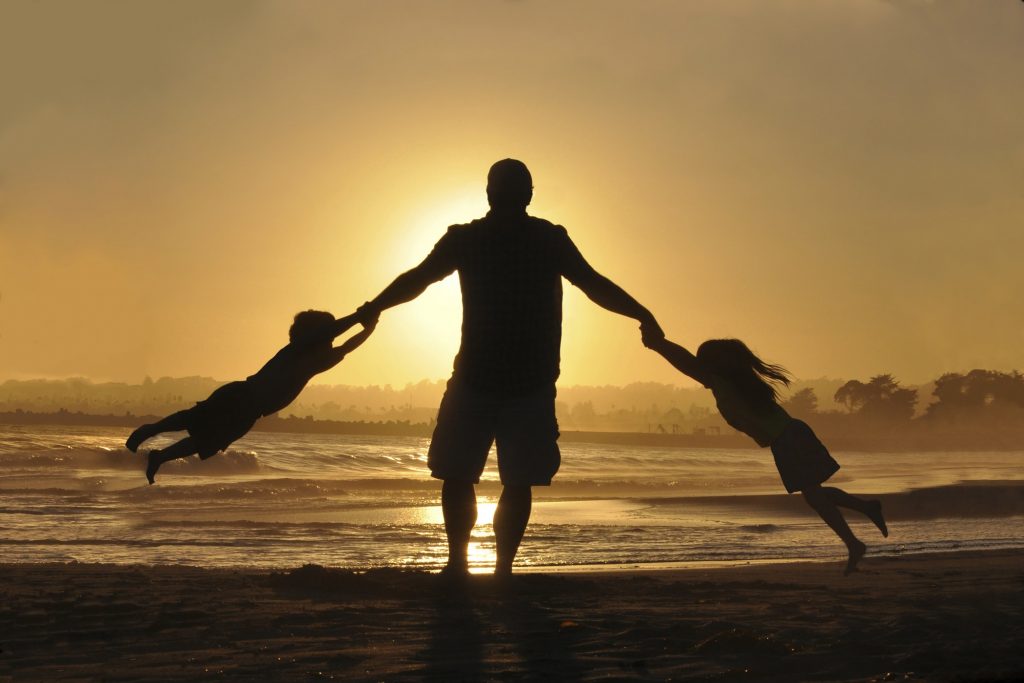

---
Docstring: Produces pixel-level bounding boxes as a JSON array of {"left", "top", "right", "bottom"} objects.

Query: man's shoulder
[
  {"left": 525, "top": 215, "right": 568, "bottom": 235},
  {"left": 443, "top": 215, "right": 571, "bottom": 248},
  {"left": 441, "top": 217, "right": 486, "bottom": 239}
]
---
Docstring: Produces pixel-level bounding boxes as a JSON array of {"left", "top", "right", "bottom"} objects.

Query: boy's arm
[
  {"left": 323, "top": 320, "right": 377, "bottom": 368},
  {"left": 328, "top": 312, "right": 360, "bottom": 340},
  {"left": 647, "top": 337, "right": 713, "bottom": 387}
]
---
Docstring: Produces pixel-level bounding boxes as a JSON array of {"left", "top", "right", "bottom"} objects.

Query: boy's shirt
[{"left": 245, "top": 342, "right": 333, "bottom": 417}]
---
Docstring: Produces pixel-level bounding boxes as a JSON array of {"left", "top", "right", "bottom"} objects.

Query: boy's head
[{"left": 290, "top": 310, "right": 335, "bottom": 345}]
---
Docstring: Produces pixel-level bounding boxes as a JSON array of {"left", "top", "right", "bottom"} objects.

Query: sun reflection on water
[{"left": 394, "top": 501, "right": 499, "bottom": 572}]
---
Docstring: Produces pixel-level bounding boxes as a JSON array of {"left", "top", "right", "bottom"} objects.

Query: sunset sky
[{"left": 2, "top": 1, "right": 1022, "bottom": 389}]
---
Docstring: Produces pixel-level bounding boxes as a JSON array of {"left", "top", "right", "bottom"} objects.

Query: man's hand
[
  {"left": 640, "top": 315, "right": 665, "bottom": 349},
  {"left": 355, "top": 301, "right": 380, "bottom": 326}
]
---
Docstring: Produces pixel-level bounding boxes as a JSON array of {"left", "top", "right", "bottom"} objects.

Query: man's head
[{"left": 486, "top": 159, "right": 533, "bottom": 210}]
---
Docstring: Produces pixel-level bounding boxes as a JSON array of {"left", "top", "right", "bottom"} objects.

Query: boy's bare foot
[
  {"left": 145, "top": 450, "right": 161, "bottom": 485},
  {"left": 868, "top": 500, "right": 888, "bottom": 537},
  {"left": 126, "top": 426, "right": 150, "bottom": 453},
  {"left": 844, "top": 540, "right": 866, "bottom": 575}
]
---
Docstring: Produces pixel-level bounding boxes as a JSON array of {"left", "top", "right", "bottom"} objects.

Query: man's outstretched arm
[
  {"left": 356, "top": 238, "right": 456, "bottom": 322},
  {"left": 565, "top": 261, "right": 664, "bottom": 344}
]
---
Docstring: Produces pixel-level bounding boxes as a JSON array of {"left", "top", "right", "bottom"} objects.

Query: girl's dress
[{"left": 707, "top": 375, "right": 839, "bottom": 493}]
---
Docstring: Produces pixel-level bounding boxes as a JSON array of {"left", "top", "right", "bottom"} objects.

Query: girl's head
[
  {"left": 289, "top": 310, "right": 335, "bottom": 346},
  {"left": 696, "top": 339, "right": 791, "bottom": 404}
]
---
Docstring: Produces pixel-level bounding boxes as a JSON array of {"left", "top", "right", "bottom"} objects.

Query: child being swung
[
  {"left": 646, "top": 336, "right": 887, "bottom": 574},
  {"left": 127, "top": 310, "right": 376, "bottom": 484}
]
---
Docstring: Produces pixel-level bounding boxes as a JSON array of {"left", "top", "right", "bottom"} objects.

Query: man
[{"left": 356, "top": 159, "right": 661, "bottom": 576}]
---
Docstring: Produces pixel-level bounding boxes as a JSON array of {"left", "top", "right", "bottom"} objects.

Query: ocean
[{"left": 1, "top": 424, "right": 1022, "bottom": 571}]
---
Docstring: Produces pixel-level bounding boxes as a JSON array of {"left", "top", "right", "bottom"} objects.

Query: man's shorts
[{"left": 427, "top": 379, "right": 560, "bottom": 486}]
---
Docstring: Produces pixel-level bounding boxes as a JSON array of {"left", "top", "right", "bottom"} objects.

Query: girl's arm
[{"left": 647, "top": 338, "right": 713, "bottom": 387}]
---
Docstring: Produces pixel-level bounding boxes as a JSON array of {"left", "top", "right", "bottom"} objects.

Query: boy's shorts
[
  {"left": 769, "top": 419, "right": 840, "bottom": 493},
  {"left": 186, "top": 381, "right": 261, "bottom": 459},
  {"left": 427, "top": 378, "right": 561, "bottom": 486}
]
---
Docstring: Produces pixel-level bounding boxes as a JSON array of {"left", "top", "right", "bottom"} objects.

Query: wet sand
[{"left": 2, "top": 550, "right": 1022, "bottom": 681}]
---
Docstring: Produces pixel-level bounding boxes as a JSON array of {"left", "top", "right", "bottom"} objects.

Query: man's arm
[
  {"left": 356, "top": 236, "right": 456, "bottom": 323},
  {"left": 561, "top": 246, "right": 664, "bottom": 343}
]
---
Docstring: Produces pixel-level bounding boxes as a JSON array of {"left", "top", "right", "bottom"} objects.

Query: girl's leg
[
  {"left": 127, "top": 411, "right": 192, "bottom": 452},
  {"left": 821, "top": 487, "right": 888, "bottom": 537},
  {"left": 146, "top": 437, "right": 199, "bottom": 485},
  {"left": 802, "top": 483, "right": 866, "bottom": 575}
]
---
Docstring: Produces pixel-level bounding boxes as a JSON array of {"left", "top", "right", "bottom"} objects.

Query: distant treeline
[{"left": 3, "top": 370, "right": 1024, "bottom": 450}]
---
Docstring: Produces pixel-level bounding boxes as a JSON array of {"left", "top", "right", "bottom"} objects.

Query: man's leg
[
  {"left": 442, "top": 479, "right": 477, "bottom": 574},
  {"left": 494, "top": 484, "right": 532, "bottom": 576}
]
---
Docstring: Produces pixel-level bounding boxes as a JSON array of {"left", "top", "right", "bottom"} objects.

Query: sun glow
[
  {"left": 393, "top": 183, "right": 490, "bottom": 270},
  {"left": 408, "top": 501, "right": 499, "bottom": 572},
  {"left": 368, "top": 184, "right": 493, "bottom": 380}
]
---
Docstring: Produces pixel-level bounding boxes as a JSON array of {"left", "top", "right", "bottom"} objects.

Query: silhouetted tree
[
  {"left": 928, "top": 369, "right": 1024, "bottom": 420},
  {"left": 834, "top": 374, "right": 916, "bottom": 421},
  {"left": 835, "top": 380, "right": 868, "bottom": 413},
  {"left": 783, "top": 387, "right": 818, "bottom": 418}
]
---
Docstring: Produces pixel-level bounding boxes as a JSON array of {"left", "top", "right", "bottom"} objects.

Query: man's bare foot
[
  {"left": 145, "top": 450, "right": 161, "bottom": 485},
  {"left": 844, "top": 540, "right": 866, "bottom": 575},
  {"left": 126, "top": 426, "right": 151, "bottom": 453},
  {"left": 439, "top": 561, "right": 469, "bottom": 577},
  {"left": 868, "top": 500, "right": 888, "bottom": 537}
]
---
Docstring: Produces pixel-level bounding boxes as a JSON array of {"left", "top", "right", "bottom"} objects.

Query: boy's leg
[
  {"left": 441, "top": 480, "right": 477, "bottom": 575},
  {"left": 822, "top": 487, "right": 888, "bottom": 537},
  {"left": 494, "top": 484, "right": 532, "bottom": 577},
  {"left": 127, "top": 410, "right": 191, "bottom": 452},
  {"left": 146, "top": 437, "right": 200, "bottom": 485},
  {"left": 802, "top": 483, "right": 866, "bottom": 575}
]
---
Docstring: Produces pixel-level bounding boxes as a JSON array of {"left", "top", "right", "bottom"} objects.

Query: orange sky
[{"left": 2, "top": 1, "right": 1022, "bottom": 388}]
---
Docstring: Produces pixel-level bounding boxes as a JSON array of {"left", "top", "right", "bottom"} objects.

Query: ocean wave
[{"left": 0, "top": 446, "right": 263, "bottom": 474}]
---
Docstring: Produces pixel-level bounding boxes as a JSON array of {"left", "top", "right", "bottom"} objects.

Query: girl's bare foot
[
  {"left": 868, "top": 500, "right": 888, "bottom": 537},
  {"left": 844, "top": 540, "right": 866, "bottom": 575}
]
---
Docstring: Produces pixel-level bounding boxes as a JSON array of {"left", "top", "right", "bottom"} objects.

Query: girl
[{"left": 647, "top": 336, "right": 887, "bottom": 574}]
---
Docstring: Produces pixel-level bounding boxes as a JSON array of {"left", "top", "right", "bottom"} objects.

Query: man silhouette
[{"left": 356, "top": 159, "right": 661, "bottom": 576}]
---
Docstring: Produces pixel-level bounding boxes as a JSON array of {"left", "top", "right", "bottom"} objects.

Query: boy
[{"left": 126, "top": 310, "right": 376, "bottom": 483}]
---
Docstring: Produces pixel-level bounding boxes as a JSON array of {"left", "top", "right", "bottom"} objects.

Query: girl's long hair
[{"left": 696, "top": 339, "right": 791, "bottom": 405}]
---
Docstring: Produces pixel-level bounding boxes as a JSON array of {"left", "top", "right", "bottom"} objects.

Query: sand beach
[{"left": 2, "top": 549, "right": 1022, "bottom": 682}]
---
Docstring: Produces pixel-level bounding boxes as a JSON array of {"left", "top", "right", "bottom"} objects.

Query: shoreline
[{"left": 2, "top": 549, "right": 1022, "bottom": 681}]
